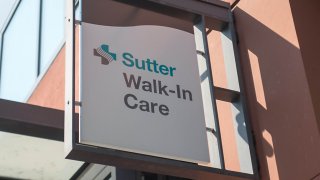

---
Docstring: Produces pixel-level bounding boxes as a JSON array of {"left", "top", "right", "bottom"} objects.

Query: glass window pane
[
  {"left": 40, "top": 0, "right": 65, "bottom": 72},
  {"left": 0, "top": 0, "right": 18, "bottom": 31},
  {"left": 75, "top": 2, "right": 81, "bottom": 21},
  {"left": 0, "top": 0, "right": 40, "bottom": 102}
]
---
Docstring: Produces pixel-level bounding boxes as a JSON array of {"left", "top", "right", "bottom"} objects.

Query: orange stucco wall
[
  {"left": 232, "top": 0, "right": 320, "bottom": 179},
  {"left": 27, "top": 47, "right": 65, "bottom": 110}
]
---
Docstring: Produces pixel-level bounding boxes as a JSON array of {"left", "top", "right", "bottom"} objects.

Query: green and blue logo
[
  {"left": 94, "top": 44, "right": 117, "bottom": 65},
  {"left": 94, "top": 44, "right": 176, "bottom": 77}
]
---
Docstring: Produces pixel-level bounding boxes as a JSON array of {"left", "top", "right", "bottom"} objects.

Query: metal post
[
  {"left": 65, "top": 0, "right": 76, "bottom": 156},
  {"left": 194, "top": 15, "right": 225, "bottom": 170},
  {"left": 221, "top": 11, "right": 259, "bottom": 179}
]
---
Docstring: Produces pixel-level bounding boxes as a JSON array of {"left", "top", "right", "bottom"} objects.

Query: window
[
  {"left": 40, "top": 0, "right": 65, "bottom": 72},
  {"left": 0, "top": 0, "right": 40, "bottom": 102},
  {"left": 0, "top": 0, "right": 65, "bottom": 102}
]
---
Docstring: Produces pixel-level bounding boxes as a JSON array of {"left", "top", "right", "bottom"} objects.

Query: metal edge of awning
[
  {"left": 145, "top": 0, "right": 230, "bottom": 21},
  {"left": 0, "top": 99, "right": 65, "bottom": 141}
]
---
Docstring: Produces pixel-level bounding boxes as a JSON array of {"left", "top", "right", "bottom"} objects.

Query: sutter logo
[
  {"left": 93, "top": 44, "right": 177, "bottom": 77},
  {"left": 94, "top": 44, "right": 117, "bottom": 65}
]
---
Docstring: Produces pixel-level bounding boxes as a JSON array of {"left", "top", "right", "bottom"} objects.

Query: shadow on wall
[
  {"left": 288, "top": 0, "right": 320, "bottom": 133},
  {"left": 231, "top": 7, "right": 320, "bottom": 180}
]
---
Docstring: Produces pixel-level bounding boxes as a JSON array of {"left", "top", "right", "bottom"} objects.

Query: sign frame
[
  {"left": 65, "top": 0, "right": 259, "bottom": 179},
  {"left": 80, "top": 22, "right": 211, "bottom": 163}
]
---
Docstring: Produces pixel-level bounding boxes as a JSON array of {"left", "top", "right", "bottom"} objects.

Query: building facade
[{"left": 0, "top": 0, "right": 319, "bottom": 179}]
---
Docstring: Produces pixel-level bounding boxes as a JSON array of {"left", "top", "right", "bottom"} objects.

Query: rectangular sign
[{"left": 80, "top": 22, "right": 210, "bottom": 163}]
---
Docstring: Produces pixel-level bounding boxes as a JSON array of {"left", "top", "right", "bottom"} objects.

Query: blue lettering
[{"left": 122, "top": 52, "right": 134, "bottom": 67}]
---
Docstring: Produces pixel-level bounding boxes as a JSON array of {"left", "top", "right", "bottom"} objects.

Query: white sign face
[{"left": 80, "top": 22, "right": 209, "bottom": 163}]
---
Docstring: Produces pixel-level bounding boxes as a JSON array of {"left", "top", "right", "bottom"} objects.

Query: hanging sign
[{"left": 79, "top": 1, "right": 209, "bottom": 163}]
